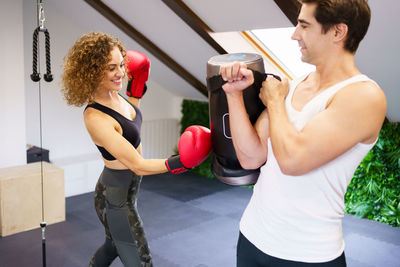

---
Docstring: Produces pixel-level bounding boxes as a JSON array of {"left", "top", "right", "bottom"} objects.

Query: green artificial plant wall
[{"left": 344, "top": 119, "right": 400, "bottom": 227}]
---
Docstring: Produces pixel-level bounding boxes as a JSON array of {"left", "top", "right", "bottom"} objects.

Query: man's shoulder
[
  {"left": 328, "top": 75, "right": 386, "bottom": 119},
  {"left": 341, "top": 77, "right": 385, "bottom": 102},
  {"left": 333, "top": 76, "right": 387, "bottom": 123}
]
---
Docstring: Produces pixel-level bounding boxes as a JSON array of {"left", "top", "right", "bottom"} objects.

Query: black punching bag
[{"left": 207, "top": 53, "right": 266, "bottom": 186}]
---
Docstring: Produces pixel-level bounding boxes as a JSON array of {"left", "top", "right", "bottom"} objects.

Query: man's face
[{"left": 291, "top": 3, "right": 333, "bottom": 65}]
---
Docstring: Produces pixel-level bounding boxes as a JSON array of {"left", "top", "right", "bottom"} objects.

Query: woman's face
[{"left": 98, "top": 46, "right": 125, "bottom": 93}]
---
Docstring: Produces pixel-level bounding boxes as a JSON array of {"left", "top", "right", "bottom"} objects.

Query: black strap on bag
[{"left": 207, "top": 70, "right": 281, "bottom": 93}]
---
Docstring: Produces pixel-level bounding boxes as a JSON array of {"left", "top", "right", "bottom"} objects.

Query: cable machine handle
[{"left": 31, "top": 2, "right": 53, "bottom": 83}]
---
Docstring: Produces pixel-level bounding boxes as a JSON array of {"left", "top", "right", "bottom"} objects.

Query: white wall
[
  {"left": 0, "top": 1, "right": 184, "bottom": 196},
  {"left": 22, "top": 1, "right": 183, "bottom": 160},
  {"left": 0, "top": 0, "right": 26, "bottom": 168},
  {"left": 355, "top": 0, "right": 400, "bottom": 122}
]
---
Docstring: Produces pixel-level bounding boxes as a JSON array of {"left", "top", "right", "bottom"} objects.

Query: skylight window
[{"left": 251, "top": 27, "right": 315, "bottom": 79}]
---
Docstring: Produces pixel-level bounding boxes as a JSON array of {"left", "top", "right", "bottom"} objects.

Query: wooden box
[{"left": 0, "top": 162, "right": 65, "bottom": 236}]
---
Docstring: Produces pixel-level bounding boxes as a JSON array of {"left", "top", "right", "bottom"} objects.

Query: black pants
[
  {"left": 237, "top": 232, "right": 347, "bottom": 267},
  {"left": 89, "top": 167, "right": 152, "bottom": 267}
]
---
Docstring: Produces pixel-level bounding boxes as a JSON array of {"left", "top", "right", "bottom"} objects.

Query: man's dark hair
[{"left": 300, "top": 0, "right": 371, "bottom": 53}]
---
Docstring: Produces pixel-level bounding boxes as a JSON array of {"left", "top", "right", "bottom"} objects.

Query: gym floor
[{"left": 0, "top": 172, "right": 399, "bottom": 267}]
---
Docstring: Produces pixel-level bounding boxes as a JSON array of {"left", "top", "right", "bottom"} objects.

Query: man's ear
[{"left": 333, "top": 23, "right": 348, "bottom": 42}]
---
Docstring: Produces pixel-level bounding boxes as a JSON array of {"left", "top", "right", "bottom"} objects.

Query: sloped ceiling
[
  {"left": 47, "top": 0, "right": 293, "bottom": 101},
  {"left": 182, "top": 0, "right": 293, "bottom": 32},
  {"left": 47, "top": 0, "right": 399, "bottom": 121}
]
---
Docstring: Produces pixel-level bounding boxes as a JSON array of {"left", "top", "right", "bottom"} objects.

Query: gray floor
[{"left": 0, "top": 172, "right": 399, "bottom": 267}]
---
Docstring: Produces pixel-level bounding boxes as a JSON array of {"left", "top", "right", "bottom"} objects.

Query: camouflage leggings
[{"left": 89, "top": 167, "right": 152, "bottom": 267}]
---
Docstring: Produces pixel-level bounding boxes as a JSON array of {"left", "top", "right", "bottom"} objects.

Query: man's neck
[{"left": 312, "top": 51, "right": 360, "bottom": 90}]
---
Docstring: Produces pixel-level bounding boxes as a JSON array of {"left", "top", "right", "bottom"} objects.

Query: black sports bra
[{"left": 85, "top": 97, "right": 142, "bottom": 160}]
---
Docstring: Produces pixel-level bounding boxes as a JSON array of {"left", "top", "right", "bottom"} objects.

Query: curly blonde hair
[{"left": 61, "top": 32, "right": 126, "bottom": 106}]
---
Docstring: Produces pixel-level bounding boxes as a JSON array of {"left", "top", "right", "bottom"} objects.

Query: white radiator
[
  {"left": 141, "top": 119, "right": 180, "bottom": 158},
  {"left": 55, "top": 119, "right": 180, "bottom": 197}
]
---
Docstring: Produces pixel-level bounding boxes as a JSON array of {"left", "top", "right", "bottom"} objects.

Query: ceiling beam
[
  {"left": 161, "top": 0, "right": 227, "bottom": 54},
  {"left": 83, "top": 0, "right": 208, "bottom": 97},
  {"left": 273, "top": 0, "right": 301, "bottom": 26}
]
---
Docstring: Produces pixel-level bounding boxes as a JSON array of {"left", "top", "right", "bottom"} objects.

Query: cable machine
[{"left": 30, "top": 1, "right": 53, "bottom": 266}]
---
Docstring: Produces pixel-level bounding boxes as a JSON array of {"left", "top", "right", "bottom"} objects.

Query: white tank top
[{"left": 239, "top": 74, "right": 377, "bottom": 263}]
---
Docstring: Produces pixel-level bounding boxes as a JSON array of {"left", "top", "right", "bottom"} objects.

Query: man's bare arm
[
  {"left": 262, "top": 79, "right": 387, "bottom": 175},
  {"left": 221, "top": 62, "right": 269, "bottom": 169}
]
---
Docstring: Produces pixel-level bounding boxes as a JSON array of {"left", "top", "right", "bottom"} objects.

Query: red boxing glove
[
  {"left": 126, "top": 50, "right": 150, "bottom": 98},
  {"left": 166, "top": 125, "right": 212, "bottom": 174}
]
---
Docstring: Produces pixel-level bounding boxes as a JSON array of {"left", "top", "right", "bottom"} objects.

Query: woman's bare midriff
[{"left": 103, "top": 158, "right": 129, "bottom": 170}]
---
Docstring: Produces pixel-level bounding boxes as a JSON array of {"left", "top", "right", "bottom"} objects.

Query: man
[{"left": 219, "top": 0, "right": 387, "bottom": 266}]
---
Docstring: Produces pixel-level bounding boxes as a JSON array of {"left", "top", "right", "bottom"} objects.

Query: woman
[{"left": 61, "top": 32, "right": 210, "bottom": 266}]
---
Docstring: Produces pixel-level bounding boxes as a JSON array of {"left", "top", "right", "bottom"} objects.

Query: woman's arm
[
  {"left": 84, "top": 108, "right": 167, "bottom": 175},
  {"left": 84, "top": 109, "right": 211, "bottom": 175}
]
